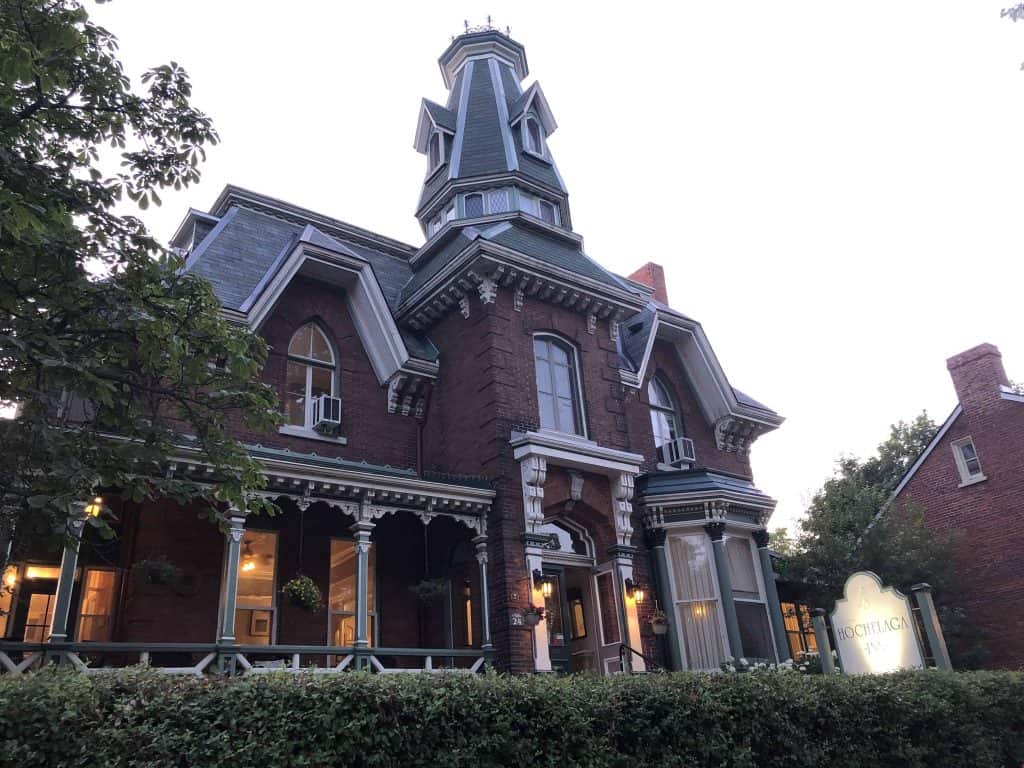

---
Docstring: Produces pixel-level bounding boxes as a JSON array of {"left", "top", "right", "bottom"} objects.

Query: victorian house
[{"left": 0, "top": 27, "right": 787, "bottom": 676}]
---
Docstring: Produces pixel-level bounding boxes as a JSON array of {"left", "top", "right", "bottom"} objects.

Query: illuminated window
[
  {"left": 533, "top": 335, "right": 585, "bottom": 436},
  {"left": 234, "top": 530, "right": 278, "bottom": 644},
  {"left": 0, "top": 566, "right": 17, "bottom": 638},
  {"left": 781, "top": 602, "right": 818, "bottom": 660},
  {"left": 285, "top": 323, "right": 336, "bottom": 428},
  {"left": 77, "top": 569, "right": 121, "bottom": 642},
  {"left": 328, "top": 539, "right": 376, "bottom": 647},
  {"left": 461, "top": 580, "right": 473, "bottom": 647},
  {"left": 567, "top": 587, "right": 587, "bottom": 640},
  {"left": 24, "top": 593, "right": 55, "bottom": 642},
  {"left": 24, "top": 565, "right": 61, "bottom": 580},
  {"left": 669, "top": 533, "right": 725, "bottom": 670}
]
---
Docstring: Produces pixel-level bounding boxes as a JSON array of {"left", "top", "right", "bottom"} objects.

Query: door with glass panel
[
  {"left": 667, "top": 533, "right": 728, "bottom": 670},
  {"left": 16, "top": 565, "right": 62, "bottom": 642},
  {"left": 76, "top": 568, "right": 121, "bottom": 642},
  {"left": 234, "top": 530, "right": 278, "bottom": 644},
  {"left": 328, "top": 539, "right": 376, "bottom": 649}
]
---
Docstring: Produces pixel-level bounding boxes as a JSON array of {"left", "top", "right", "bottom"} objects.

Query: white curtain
[
  {"left": 669, "top": 534, "right": 726, "bottom": 669},
  {"left": 725, "top": 536, "right": 760, "bottom": 599}
]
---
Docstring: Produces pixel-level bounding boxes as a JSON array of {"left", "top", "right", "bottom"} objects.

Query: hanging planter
[
  {"left": 136, "top": 557, "right": 181, "bottom": 587},
  {"left": 409, "top": 577, "right": 448, "bottom": 605},
  {"left": 281, "top": 574, "right": 324, "bottom": 612},
  {"left": 650, "top": 609, "right": 670, "bottom": 636}
]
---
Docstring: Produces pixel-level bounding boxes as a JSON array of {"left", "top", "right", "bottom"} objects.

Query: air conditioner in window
[
  {"left": 311, "top": 394, "right": 342, "bottom": 434},
  {"left": 658, "top": 436, "right": 696, "bottom": 468}
]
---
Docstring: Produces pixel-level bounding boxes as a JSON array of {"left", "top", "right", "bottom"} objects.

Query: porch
[{"left": 0, "top": 453, "right": 497, "bottom": 675}]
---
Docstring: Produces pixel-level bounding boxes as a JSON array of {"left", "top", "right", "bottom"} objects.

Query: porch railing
[{"left": 0, "top": 641, "right": 490, "bottom": 677}]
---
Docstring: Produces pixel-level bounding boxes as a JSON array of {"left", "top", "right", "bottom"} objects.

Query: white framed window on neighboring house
[
  {"left": 725, "top": 536, "right": 775, "bottom": 662},
  {"left": 533, "top": 334, "right": 586, "bottom": 437},
  {"left": 951, "top": 437, "right": 986, "bottom": 486},
  {"left": 523, "top": 114, "right": 546, "bottom": 158},
  {"left": 284, "top": 323, "right": 336, "bottom": 429}
]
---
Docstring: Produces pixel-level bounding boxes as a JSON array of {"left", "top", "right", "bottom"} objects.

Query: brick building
[
  {"left": 0, "top": 27, "right": 788, "bottom": 675},
  {"left": 884, "top": 343, "right": 1024, "bottom": 669}
]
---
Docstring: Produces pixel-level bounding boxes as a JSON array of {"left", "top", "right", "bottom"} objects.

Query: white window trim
[
  {"left": 729, "top": 536, "right": 778, "bottom": 661},
  {"left": 533, "top": 333, "right": 588, "bottom": 439},
  {"left": 951, "top": 436, "right": 987, "bottom": 487},
  {"left": 426, "top": 130, "right": 447, "bottom": 177},
  {"left": 285, "top": 324, "right": 340, "bottom": 435},
  {"left": 521, "top": 114, "right": 549, "bottom": 162},
  {"left": 277, "top": 424, "right": 348, "bottom": 444},
  {"left": 75, "top": 566, "right": 120, "bottom": 642}
]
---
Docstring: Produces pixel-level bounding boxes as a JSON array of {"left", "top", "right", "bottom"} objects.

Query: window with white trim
[
  {"left": 519, "top": 192, "right": 560, "bottom": 226},
  {"left": 427, "top": 130, "right": 446, "bottom": 172},
  {"left": 668, "top": 532, "right": 726, "bottom": 670},
  {"left": 951, "top": 437, "right": 985, "bottom": 485},
  {"left": 524, "top": 114, "right": 545, "bottom": 156},
  {"left": 648, "top": 376, "right": 683, "bottom": 458},
  {"left": 285, "top": 323, "right": 336, "bottom": 428},
  {"left": 533, "top": 335, "right": 585, "bottom": 436},
  {"left": 464, "top": 193, "right": 484, "bottom": 218}
]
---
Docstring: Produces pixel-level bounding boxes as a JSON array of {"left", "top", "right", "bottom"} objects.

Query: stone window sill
[
  {"left": 278, "top": 425, "right": 348, "bottom": 445},
  {"left": 958, "top": 474, "right": 987, "bottom": 489}
]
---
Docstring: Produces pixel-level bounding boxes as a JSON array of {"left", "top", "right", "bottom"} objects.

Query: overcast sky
[{"left": 87, "top": 2, "right": 1024, "bottom": 533}]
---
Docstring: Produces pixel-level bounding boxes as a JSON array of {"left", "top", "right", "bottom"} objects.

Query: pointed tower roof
[{"left": 413, "top": 26, "right": 569, "bottom": 231}]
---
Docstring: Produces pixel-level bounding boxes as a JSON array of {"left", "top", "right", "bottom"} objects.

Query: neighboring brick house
[
  {"left": 0, "top": 27, "right": 787, "bottom": 675},
  {"left": 885, "top": 343, "right": 1024, "bottom": 669}
]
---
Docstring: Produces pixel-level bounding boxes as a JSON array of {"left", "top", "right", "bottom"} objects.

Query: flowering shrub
[{"left": 280, "top": 574, "right": 323, "bottom": 612}]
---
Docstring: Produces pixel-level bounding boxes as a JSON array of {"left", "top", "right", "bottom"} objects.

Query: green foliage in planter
[
  {"left": 1, "top": 668, "right": 1022, "bottom": 767},
  {"left": 280, "top": 574, "right": 323, "bottom": 612}
]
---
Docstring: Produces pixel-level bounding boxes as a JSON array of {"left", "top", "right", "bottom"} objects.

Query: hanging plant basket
[
  {"left": 281, "top": 574, "right": 324, "bottom": 612},
  {"left": 650, "top": 610, "right": 670, "bottom": 636},
  {"left": 135, "top": 557, "right": 181, "bottom": 587},
  {"left": 523, "top": 606, "right": 545, "bottom": 627},
  {"left": 409, "top": 577, "right": 448, "bottom": 605}
]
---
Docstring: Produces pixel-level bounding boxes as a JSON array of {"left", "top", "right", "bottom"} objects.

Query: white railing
[{"left": 0, "top": 642, "right": 488, "bottom": 676}]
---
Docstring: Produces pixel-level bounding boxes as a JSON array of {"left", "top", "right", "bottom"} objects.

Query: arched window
[
  {"left": 285, "top": 323, "right": 336, "bottom": 427},
  {"left": 524, "top": 115, "right": 545, "bottom": 156},
  {"left": 534, "top": 335, "right": 584, "bottom": 436},
  {"left": 428, "top": 131, "right": 443, "bottom": 170},
  {"left": 648, "top": 376, "right": 681, "bottom": 450}
]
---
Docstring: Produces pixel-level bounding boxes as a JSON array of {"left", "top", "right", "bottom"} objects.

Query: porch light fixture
[
  {"left": 241, "top": 541, "right": 256, "bottom": 573},
  {"left": 3, "top": 568, "right": 15, "bottom": 588},
  {"left": 532, "top": 569, "right": 553, "bottom": 599},
  {"left": 84, "top": 496, "right": 103, "bottom": 517},
  {"left": 624, "top": 578, "right": 645, "bottom": 605}
]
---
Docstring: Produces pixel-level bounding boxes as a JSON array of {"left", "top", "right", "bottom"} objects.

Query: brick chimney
[
  {"left": 946, "top": 343, "right": 1009, "bottom": 408},
  {"left": 627, "top": 262, "right": 668, "bottom": 305}
]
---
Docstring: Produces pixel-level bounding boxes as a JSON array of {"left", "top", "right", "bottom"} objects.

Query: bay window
[
  {"left": 668, "top": 533, "right": 726, "bottom": 670},
  {"left": 725, "top": 536, "right": 774, "bottom": 661}
]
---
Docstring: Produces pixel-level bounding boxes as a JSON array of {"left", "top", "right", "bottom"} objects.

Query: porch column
[
  {"left": 753, "top": 528, "right": 791, "bottom": 662},
  {"left": 48, "top": 505, "right": 87, "bottom": 643},
  {"left": 218, "top": 514, "right": 246, "bottom": 644},
  {"left": 519, "top": 455, "right": 551, "bottom": 671},
  {"left": 611, "top": 472, "right": 644, "bottom": 671},
  {"left": 351, "top": 518, "right": 375, "bottom": 650},
  {"left": 473, "top": 534, "right": 493, "bottom": 652},
  {"left": 705, "top": 521, "right": 742, "bottom": 659},
  {"left": 645, "top": 527, "right": 683, "bottom": 670}
]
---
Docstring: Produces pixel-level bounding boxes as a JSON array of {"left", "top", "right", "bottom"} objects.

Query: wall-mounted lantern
[
  {"left": 532, "top": 569, "right": 553, "bottom": 599},
  {"left": 84, "top": 496, "right": 104, "bottom": 517},
  {"left": 624, "top": 578, "right": 645, "bottom": 605}
]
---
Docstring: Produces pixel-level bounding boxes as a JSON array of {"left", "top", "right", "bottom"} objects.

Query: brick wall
[{"left": 895, "top": 344, "right": 1024, "bottom": 669}]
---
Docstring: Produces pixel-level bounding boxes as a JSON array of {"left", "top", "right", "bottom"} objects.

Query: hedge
[{"left": 1, "top": 669, "right": 1023, "bottom": 767}]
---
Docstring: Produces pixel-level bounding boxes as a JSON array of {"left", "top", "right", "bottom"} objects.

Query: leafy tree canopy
[
  {"left": 0, "top": 0, "right": 279, "bottom": 559},
  {"left": 774, "top": 413, "right": 988, "bottom": 666}
]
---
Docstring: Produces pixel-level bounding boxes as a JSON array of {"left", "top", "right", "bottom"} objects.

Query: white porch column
[
  {"left": 473, "top": 533, "right": 493, "bottom": 651},
  {"left": 351, "top": 517, "right": 375, "bottom": 649},
  {"left": 48, "top": 504, "right": 87, "bottom": 643},
  {"left": 519, "top": 455, "right": 550, "bottom": 671},
  {"left": 218, "top": 514, "right": 246, "bottom": 644},
  {"left": 611, "top": 473, "right": 644, "bottom": 671}
]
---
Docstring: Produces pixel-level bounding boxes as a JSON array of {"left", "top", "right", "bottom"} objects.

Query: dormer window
[
  {"left": 523, "top": 114, "right": 545, "bottom": 157},
  {"left": 951, "top": 437, "right": 986, "bottom": 486},
  {"left": 428, "top": 131, "right": 446, "bottom": 172},
  {"left": 285, "top": 323, "right": 336, "bottom": 428},
  {"left": 649, "top": 376, "right": 694, "bottom": 467}
]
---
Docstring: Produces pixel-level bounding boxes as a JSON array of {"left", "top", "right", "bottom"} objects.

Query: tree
[
  {"left": 0, "top": 0, "right": 279, "bottom": 566},
  {"left": 782, "top": 413, "right": 988, "bottom": 666}
]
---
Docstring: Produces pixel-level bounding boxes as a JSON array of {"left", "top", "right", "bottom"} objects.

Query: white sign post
[{"left": 830, "top": 571, "right": 924, "bottom": 675}]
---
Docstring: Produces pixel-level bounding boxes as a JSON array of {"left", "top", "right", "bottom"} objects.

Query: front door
[{"left": 544, "top": 566, "right": 598, "bottom": 673}]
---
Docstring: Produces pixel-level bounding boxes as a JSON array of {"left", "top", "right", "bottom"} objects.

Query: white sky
[{"left": 87, "top": 1, "right": 1024, "bottom": 533}]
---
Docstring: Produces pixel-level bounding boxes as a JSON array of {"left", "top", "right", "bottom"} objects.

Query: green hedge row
[{"left": 2, "top": 669, "right": 1023, "bottom": 767}]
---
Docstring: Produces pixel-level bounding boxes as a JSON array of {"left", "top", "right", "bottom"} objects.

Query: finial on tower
[{"left": 438, "top": 18, "right": 528, "bottom": 88}]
